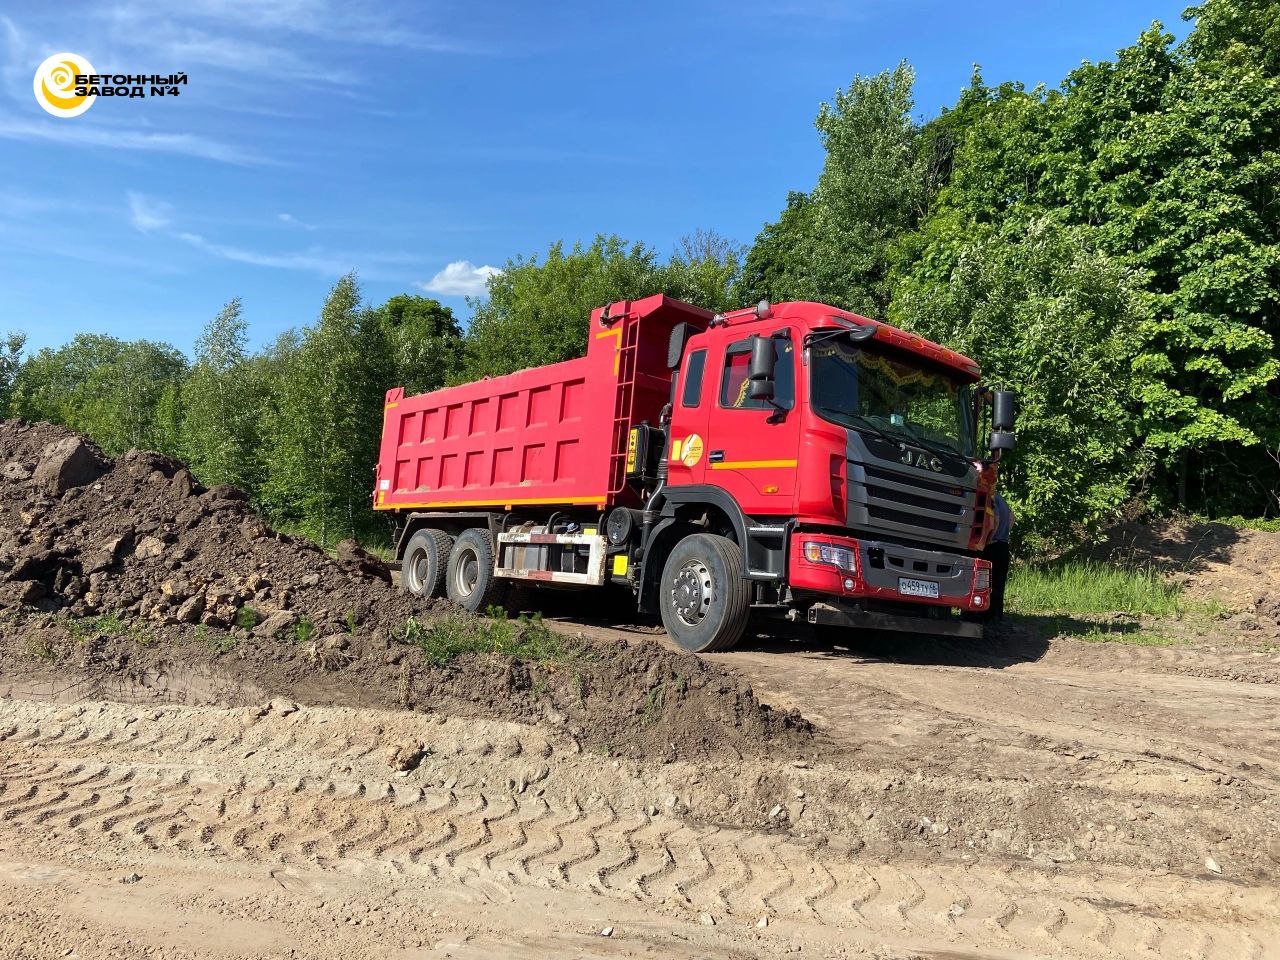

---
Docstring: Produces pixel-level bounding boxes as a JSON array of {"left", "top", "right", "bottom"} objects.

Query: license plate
[{"left": 898, "top": 577, "right": 939, "bottom": 598}]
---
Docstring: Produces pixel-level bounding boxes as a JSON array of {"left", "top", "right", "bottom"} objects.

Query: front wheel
[{"left": 658, "top": 533, "right": 751, "bottom": 653}]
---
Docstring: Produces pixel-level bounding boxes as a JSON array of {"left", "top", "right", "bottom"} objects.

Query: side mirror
[
  {"left": 989, "top": 429, "right": 1015, "bottom": 452},
  {"left": 992, "top": 390, "right": 1015, "bottom": 432},
  {"left": 748, "top": 336, "right": 776, "bottom": 400}
]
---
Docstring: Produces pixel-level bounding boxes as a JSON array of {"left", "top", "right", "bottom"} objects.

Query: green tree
[
  {"left": 262, "top": 274, "right": 386, "bottom": 545},
  {"left": 0, "top": 332, "right": 26, "bottom": 416},
  {"left": 462, "top": 235, "right": 666, "bottom": 379},
  {"left": 372, "top": 294, "right": 463, "bottom": 395},
  {"left": 180, "top": 298, "right": 267, "bottom": 492},
  {"left": 893, "top": 4, "right": 1280, "bottom": 514},
  {"left": 739, "top": 62, "right": 927, "bottom": 316},
  {"left": 662, "top": 229, "right": 744, "bottom": 314},
  {"left": 463, "top": 233, "right": 744, "bottom": 381},
  {"left": 896, "top": 222, "right": 1149, "bottom": 549},
  {"left": 12, "top": 334, "right": 188, "bottom": 454}
]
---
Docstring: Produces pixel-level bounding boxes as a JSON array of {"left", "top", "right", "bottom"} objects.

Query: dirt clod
[
  {"left": 386, "top": 740, "right": 426, "bottom": 771},
  {"left": 33, "top": 435, "right": 107, "bottom": 495}
]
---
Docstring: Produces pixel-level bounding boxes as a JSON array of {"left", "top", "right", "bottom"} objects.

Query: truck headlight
[
  {"left": 803, "top": 541, "right": 857, "bottom": 572},
  {"left": 974, "top": 568, "right": 991, "bottom": 591}
]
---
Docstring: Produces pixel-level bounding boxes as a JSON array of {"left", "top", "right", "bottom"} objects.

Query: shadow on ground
[
  {"left": 1066, "top": 520, "right": 1246, "bottom": 575},
  {"left": 730, "top": 618, "right": 1053, "bottom": 669},
  {"left": 530, "top": 585, "right": 1057, "bottom": 670}
]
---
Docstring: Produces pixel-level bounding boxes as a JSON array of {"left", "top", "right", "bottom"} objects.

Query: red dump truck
[{"left": 374, "top": 295, "right": 1015, "bottom": 652}]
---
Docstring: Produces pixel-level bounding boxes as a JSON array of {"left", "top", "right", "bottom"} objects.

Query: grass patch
[
  {"left": 1210, "top": 515, "right": 1280, "bottom": 533},
  {"left": 402, "top": 608, "right": 578, "bottom": 668},
  {"left": 1007, "top": 561, "right": 1183, "bottom": 617},
  {"left": 235, "top": 606, "right": 262, "bottom": 631},
  {"left": 642, "top": 685, "right": 667, "bottom": 725},
  {"left": 26, "top": 636, "right": 56, "bottom": 662},
  {"left": 1077, "top": 628, "right": 1180, "bottom": 646},
  {"left": 63, "top": 612, "right": 154, "bottom": 647},
  {"left": 65, "top": 612, "right": 128, "bottom": 643},
  {"left": 293, "top": 617, "right": 316, "bottom": 644}
]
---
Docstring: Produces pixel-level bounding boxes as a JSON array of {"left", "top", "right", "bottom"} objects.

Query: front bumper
[
  {"left": 807, "top": 600, "right": 984, "bottom": 639},
  {"left": 788, "top": 531, "right": 992, "bottom": 613}
]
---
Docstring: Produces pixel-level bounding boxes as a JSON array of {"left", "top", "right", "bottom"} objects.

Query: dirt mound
[
  {"left": 0, "top": 420, "right": 424, "bottom": 635},
  {"left": 0, "top": 420, "right": 811, "bottom": 759}
]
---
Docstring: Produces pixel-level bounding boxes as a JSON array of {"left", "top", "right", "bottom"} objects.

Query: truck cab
[{"left": 643, "top": 300, "right": 1013, "bottom": 650}]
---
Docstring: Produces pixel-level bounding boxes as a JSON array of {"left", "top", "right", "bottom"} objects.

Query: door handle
[{"left": 709, "top": 450, "right": 725, "bottom": 463}]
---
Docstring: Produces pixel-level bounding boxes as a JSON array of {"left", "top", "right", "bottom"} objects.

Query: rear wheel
[
  {"left": 401, "top": 528, "right": 453, "bottom": 598},
  {"left": 659, "top": 533, "right": 750, "bottom": 653},
  {"left": 446, "top": 528, "right": 509, "bottom": 614}
]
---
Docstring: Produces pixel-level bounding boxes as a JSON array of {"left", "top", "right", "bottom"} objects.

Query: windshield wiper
[
  {"left": 817, "top": 406, "right": 901, "bottom": 449},
  {"left": 820, "top": 406, "right": 962, "bottom": 463}
]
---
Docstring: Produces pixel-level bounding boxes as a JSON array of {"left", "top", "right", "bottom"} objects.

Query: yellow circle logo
[
  {"left": 680, "top": 433, "right": 704, "bottom": 468},
  {"left": 34, "top": 53, "right": 95, "bottom": 118}
]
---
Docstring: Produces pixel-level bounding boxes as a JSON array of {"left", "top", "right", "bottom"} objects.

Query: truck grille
[{"left": 844, "top": 433, "right": 977, "bottom": 549}]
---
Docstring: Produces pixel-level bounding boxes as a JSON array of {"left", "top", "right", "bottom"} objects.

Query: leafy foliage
[
  {"left": 462, "top": 232, "right": 742, "bottom": 379},
  {"left": 180, "top": 298, "right": 267, "bottom": 492},
  {"left": 895, "top": 222, "right": 1148, "bottom": 550},
  {"left": 887, "top": 2, "right": 1280, "bottom": 526},
  {"left": 738, "top": 62, "right": 926, "bottom": 316},
  {"left": 747, "top": 0, "right": 1280, "bottom": 541},
  {"left": 12, "top": 334, "right": 188, "bottom": 454},
  {"left": 261, "top": 274, "right": 389, "bottom": 545}
]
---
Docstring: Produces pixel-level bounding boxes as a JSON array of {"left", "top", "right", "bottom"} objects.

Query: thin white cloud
[
  {"left": 278, "top": 212, "right": 316, "bottom": 229},
  {"left": 104, "top": 0, "right": 478, "bottom": 54},
  {"left": 418, "top": 260, "right": 500, "bottom": 297},
  {"left": 177, "top": 231, "right": 355, "bottom": 274},
  {"left": 97, "top": 16, "right": 359, "bottom": 85},
  {"left": 0, "top": 117, "right": 273, "bottom": 165},
  {"left": 128, "top": 191, "right": 172, "bottom": 232},
  {"left": 186, "top": 0, "right": 474, "bottom": 52}
]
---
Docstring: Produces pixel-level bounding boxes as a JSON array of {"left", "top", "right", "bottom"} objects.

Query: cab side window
[
  {"left": 719, "top": 335, "right": 794, "bottom": 410},
  {"left": 681, "top": 349, "right": 707, "bottom": 407}
]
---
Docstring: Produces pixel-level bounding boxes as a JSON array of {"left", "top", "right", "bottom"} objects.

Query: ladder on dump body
[{"left": 605, "top": 312, "right": 640, "bottom": 500}]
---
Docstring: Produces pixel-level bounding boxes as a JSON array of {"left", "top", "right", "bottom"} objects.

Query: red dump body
[{"left": 374, "top": 295, "right": 711, "bottom": 514}]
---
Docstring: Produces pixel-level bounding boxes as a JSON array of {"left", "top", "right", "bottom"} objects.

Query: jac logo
[{"left": 900, "top": 444, "right": 943, "bottom": 473}]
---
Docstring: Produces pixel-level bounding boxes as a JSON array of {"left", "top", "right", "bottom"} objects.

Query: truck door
[
  {"left": 667, "top": 345, "right": 711, "bottom": 488},
  {"left": 705, "top": 329, "right": 801, "bottom": 513}
]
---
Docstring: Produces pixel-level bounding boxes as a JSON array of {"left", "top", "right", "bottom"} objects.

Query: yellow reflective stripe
[
  {"left": 595, "top": 327, "right": 623, "bottom": 375},
  {"left": 709, "top": 459, "right": 797, "bottom": 470},
  {"left": 376, "top": 494, "right": 607, "bottom": 510}
]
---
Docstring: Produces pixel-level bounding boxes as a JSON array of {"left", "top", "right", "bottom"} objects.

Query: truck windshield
[{"left": 810, "top": 336, "right": 974, "bottom": 459}]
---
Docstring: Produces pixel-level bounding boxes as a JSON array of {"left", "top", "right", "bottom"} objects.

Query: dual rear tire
[
  {"left": 402, "top": 528, "right": 453, "bottom": 598},
  {"left": 401, "top": 526, "right": 508, "bottom": 614}
]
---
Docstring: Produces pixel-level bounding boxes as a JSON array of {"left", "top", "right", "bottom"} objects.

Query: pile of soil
[
  {"left": 0, "top": 420, "right": 811, "bottom": 759},
  {"left": 1076, "top": 519, "right": 1280, "bottom": 638}
]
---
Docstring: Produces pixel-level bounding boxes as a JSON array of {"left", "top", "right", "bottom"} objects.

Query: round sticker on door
[{"left": 680, "top": 433, "right": 704, "bottom": 468}]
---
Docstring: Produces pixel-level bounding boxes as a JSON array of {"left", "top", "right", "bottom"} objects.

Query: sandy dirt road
[{"left": 3, "top": 620, "right": 1279, "bottom": 960}]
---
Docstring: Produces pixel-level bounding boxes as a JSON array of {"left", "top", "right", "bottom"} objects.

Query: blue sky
[{"left": 1, "top": 1, "right": 1189, "bottom": 355}]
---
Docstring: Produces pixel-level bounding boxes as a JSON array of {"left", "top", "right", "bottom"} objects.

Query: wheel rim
[
  {"left": 670, "top": 559, "right": 713, "bottom": 627},
  {"left": 407, "top": 549, "right": 428, "bottom": 593},
  {"left": 453, "top": 547, "right": 479, "bottom": 598}
]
